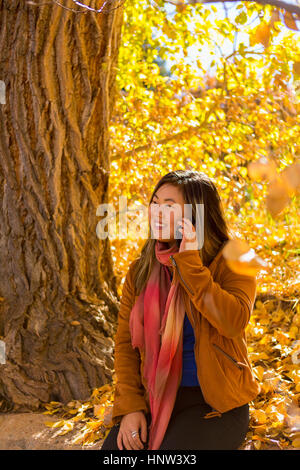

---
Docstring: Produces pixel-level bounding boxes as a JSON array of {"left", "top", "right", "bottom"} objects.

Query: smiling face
[{"left": 149, "top": 183, "right": 186, "bottom": 245}]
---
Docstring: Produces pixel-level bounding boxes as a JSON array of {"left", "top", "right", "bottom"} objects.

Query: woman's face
[{"left": 149, "top": 184, "right": 186, "bottom": 244}]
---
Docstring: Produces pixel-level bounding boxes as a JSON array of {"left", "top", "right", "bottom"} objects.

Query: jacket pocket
[{"left": 212, "top": 343, "right": 247, "bottom": 370}]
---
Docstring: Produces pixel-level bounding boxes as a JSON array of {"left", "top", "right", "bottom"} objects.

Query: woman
[{"left": 101, "top": 170, "right": 260, "bottom": 451}]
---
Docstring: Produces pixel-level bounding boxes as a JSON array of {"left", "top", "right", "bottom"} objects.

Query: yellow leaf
[
  {"left": 293, "top": 313, "right": 300, "bottom": 327},
  {"left": 289, "top": 326, "right": 298, "bottom": 340},
  {"left": 45, "top": 420, "right": 65, "bottom": 428},
  {"left": 94, "top": 404, "right": 105, "bottom": 418},
  {"left": 293, "top": 61, "right": 300, "bottom": 75},
  {"left": 222, "top": 239, "right": 268, "bottom": 276},
  {"left": 292, "top": 437, "right": 300, "bottom": 448},
  {"left": 72, "top": 412, "right": 86, "bottom": 422},
  {"left": 251, "top": 424, "right": 267, "bottom": 434},
  {"left": 43, "top": 409, "right": 61, "bottom": 415},
  {"left": 103, "top": 427, "right": 112, "bottom": 440},
  {"left": 71, "top": 321, "right": 80, "bottom": 326},
  {"left": 252, "top": 23, "right": 271, "bottom": 48},
  {"left": 271, "top": 308, "right": 285, "bottom": 323},
  {"left": 86, "top": 420, "right": 103, "bottom": 431},
  {"left": 253, "top": 439, "right": 262, "bottom": 449},
  {"left": 259, "top": 335, "right": 270, "bottom": 345},
  {"left": 283, "top": 12, "right": 299, "bottom": 31},
  {"left": 57, "top": 422, "right": 74, "bottom": 435},
  {"left": 83, "top": 432, "right": 98, "bottom": 445},
  {"left": 91, "top": 384, "right": 112, "bottom": 398},
  {"left": 269, "top": 9, "right": 281, "bottom": 31},
  {"left": 280, "top": 163, "right": 300, "bottom": 196},
  {"left": 266, "top": 176, "right": 291, "bottom": 217},
  {"left": 72, "top": 434, "right": 85, "bottom": 445},
  {"left": 249, "top": 351, "right": 269, "bottom": 361},
  {"left": 284, "top": 369, "right": 300, "bottom": 383},
  {"left": 176, "top": 3, "right": 187, "bottom": 13},
  {"left": 253, "top": 366, "right": 265, "bottom": 382},
  {"left": 252, "top": 409, "right": 267, "bottom": 424},
  {"left": 247, "top": 157, "right": 277, "bottom": 182}
]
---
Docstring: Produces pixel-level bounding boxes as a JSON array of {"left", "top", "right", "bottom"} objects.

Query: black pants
[{"left": 101, "top": 386, "right": 249, "bottom": 450}]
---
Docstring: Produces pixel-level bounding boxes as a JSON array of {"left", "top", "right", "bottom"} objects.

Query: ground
[
  {"left": 0, "top": 410, "right": 293, "bottom": 450},
  {"left": 0, "top": 411, "right": 105, "bottom": 450}
]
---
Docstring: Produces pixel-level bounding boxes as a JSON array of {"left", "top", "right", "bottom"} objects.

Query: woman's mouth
[{"left": 154, "top": 221, "right": 167, "bottom": 229}]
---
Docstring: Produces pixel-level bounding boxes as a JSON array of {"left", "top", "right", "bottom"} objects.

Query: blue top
[
  {"left": 180, "top": 313, "right": 201, "bottom": 386},
  {"left": 169, "top": 270, "right": 200, "bottom": 386}
]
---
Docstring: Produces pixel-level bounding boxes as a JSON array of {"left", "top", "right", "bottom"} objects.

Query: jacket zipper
[
  {"left": 170, "top": 255, "right": 194, "bottom": 295},
  {"left": 195, "top": 337, "right": 222, "bottom": 417},
  {"left": 212, "top": 343, "right": 244, "bottom": 370},
  {"left": 169, "top": 257, "right": 243, "bottom": 371}
]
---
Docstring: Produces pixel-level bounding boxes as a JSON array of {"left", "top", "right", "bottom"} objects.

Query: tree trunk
[{"left": 0, "top": 0, "right": 124, "bottom": 411}]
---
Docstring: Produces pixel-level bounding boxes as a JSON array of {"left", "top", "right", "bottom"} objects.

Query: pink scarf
[{"left": 129, "top": 239, "right": 186, "bottom": 450}]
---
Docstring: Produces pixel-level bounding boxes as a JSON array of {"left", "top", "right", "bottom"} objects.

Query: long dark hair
[{"left": 132, "top": 170, "right": 231, "bottom": 296}]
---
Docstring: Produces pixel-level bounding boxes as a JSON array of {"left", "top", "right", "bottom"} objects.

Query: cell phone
[
  {"left": 175, "top": 225, "right": 183, "bottom": 241},
  {"left": 175, "top": 229, "right": 182, "bottom": 248},
  {"left": 175, "top": 214, "right": 194, "bottom": 246}
]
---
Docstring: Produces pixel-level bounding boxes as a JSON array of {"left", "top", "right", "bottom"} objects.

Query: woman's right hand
[{"left": 117, "top": 411, "right": 148, "bottom": 450}]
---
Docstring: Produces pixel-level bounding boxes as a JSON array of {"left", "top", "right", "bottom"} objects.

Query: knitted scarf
[{"left": 129, "top": 239, "right": 186, "bottom": 450}]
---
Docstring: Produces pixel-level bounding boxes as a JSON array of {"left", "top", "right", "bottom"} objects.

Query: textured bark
[{"left": 0, "top": 0, "right": 124, "bottom": 410}]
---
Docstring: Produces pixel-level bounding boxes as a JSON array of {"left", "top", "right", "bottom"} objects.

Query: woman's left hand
[{"left": 177, "top": 217, "right": 199, "bottom": 252}]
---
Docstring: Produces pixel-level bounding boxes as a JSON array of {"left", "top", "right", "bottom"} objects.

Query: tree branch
[{"left": 165, "top": 0, "right": 300, "bottom": 18}]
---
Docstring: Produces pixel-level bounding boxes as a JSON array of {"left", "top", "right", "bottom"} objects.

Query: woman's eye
[{"left": 151, "top": 201, "right": 172, "bottom": 208}]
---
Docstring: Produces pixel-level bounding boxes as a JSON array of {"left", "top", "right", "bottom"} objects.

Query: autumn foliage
[{"left": 43, "top": 0, "right": 300, "bottom": 449}]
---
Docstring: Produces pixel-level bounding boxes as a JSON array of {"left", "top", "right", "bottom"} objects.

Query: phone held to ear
[
  {"left": 175, "top": 225, "right": 183, "bottom": 241},
  {"left": 175, "top": 214, "right": 193, "bottom": 243}
]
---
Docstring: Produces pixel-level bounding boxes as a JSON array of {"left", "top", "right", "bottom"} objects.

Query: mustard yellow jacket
[{"left": 111, "top": 243, "right": 260, "bottom": 426}]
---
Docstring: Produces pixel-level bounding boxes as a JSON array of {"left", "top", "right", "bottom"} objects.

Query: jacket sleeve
[
  {"left": 171, "top": 249, "right": 257, "bottom": 339},
  {"left": 111, "top": 262, "right": 149, "bottom": 426}
]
